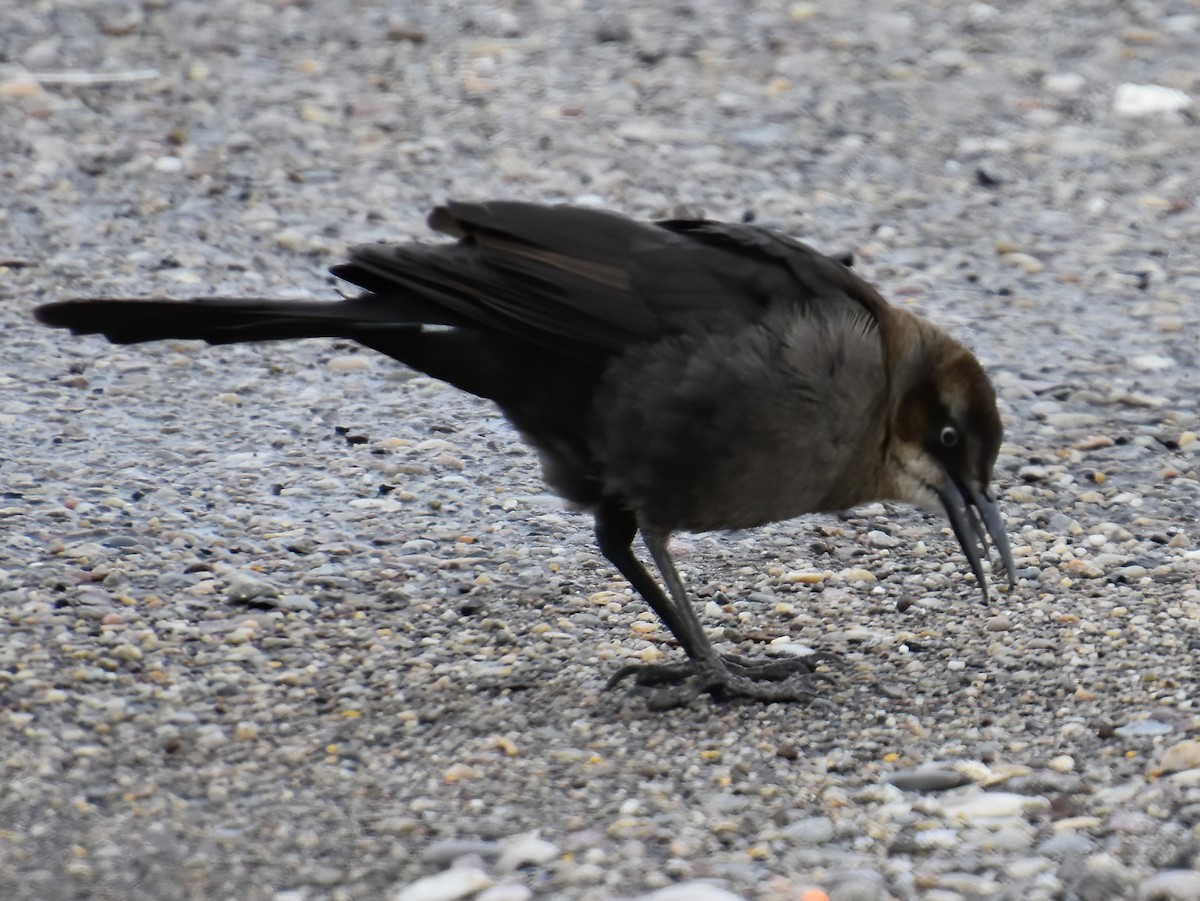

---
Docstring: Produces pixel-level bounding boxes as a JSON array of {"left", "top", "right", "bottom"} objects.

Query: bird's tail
[{"left": 33, "top": 296, "right": 442, "bottom": 346}]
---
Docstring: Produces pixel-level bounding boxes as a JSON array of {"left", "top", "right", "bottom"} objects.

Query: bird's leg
[
  {"left": 639, "top": 529, "right": 827, "bottom": 706},
  {"left": 594, "top": 504, "right": 707, "bottom": 686},
  {"left": 595, "top": 503, "right": 826, "bottom": 708},
  {"left": 638, "top": 528, "right": 725, "bottom": 669}
]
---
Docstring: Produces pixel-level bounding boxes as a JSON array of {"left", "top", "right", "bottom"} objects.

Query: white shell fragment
[
  {"left": 1113, "top": 83, "right": 1192, "bottom": 117},
  {"left": 391, "top": 868, "right": 493, "bottom": 901}
]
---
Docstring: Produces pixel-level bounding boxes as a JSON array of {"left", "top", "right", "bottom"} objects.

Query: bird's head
[{"left": 885, "top": 313, "right": 1016, "bottom": 601}]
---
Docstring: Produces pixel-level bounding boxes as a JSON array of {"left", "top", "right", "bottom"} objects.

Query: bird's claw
[
  {"left": 606, "top": 653, "right": 837, "bottom": 709},
  {"left": 722, "top": 650, "right": 842, "bottom": 680},
  {"left": 605, "top": 661, "right": 696, "bottom": 689}
]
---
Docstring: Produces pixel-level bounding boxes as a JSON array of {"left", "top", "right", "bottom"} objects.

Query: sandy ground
[{"left": 2, "top": 1, "right": 1199, "bottom": 899}]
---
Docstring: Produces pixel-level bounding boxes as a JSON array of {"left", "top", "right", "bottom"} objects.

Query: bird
[{"left": 35, "top": 200, "right": 1016, "bottom": 708}]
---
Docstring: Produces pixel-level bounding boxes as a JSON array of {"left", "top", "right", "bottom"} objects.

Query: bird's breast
[{"left": 590, "top": 310, "right": 889, "bottom": 533}]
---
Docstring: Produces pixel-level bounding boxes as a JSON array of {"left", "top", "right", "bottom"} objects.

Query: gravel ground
[{"left": 3, "top": 1, "right": 1200, "bottom": 899}]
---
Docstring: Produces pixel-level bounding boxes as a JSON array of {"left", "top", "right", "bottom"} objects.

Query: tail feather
[{"left": 33, "top": 296, "right": 443, "bottom": 346}]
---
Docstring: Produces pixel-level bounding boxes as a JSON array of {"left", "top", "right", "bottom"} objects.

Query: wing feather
[{"left": 332, "top": 201, "right": 887, "bottom": 356}]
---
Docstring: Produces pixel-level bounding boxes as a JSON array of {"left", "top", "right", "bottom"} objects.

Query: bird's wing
[
  {"left": 332, "top": 201, "right": 888, "bottom": 354},
  {"left": 650, "top": 218, "right": 894, "bottom": 327}
]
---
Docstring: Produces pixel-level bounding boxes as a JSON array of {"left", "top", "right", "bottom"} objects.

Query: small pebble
[
  {"left": 1138, "top": 870, "right": 1200, "bottom": 901},
  {"left": 391, "top": 869, "right": 492, "bottom": 901},
  {"left": 1115, "top": 719, "right": 1175, "bottom": 738},
  {"left": 888, "top": 767, "right": 973, "bottom": 792},
  {"left": 420, "top": 840, "right": 500, "bottom": 867},
  {"left": 477, "top": 886, "right": 533, "bottom": 901},
  {"left": 1048, "top": 755, "right": 1075, "bottom": 774},
  {"left": 494, "top": 833, "right": 559, "bottom": 874},
  {"left": 326, "top": 354, "right": 373, "bottom": 372},
  {"left": 780, "top": 816, "right": 835, "bottom": 844},
  {"left": 226, "top": 574, "right": 279, "bottom": 603},
  {"left": 1043, "top": 72, "right": 1085, "bottom": 95},
  {"left": 867, "top": 530, "right": 899, "bottom": 548},
  {"left": 941, "top": 791, "right": 1048, "bottom": 822},
  {"left": 638, "top": 885, "right": 745, "bottom": 901},
  {"left": 1113, "top": 83, "right": 1192, "bottom": 116},
  {"left": 1158, "top": 740, "right": 1200, "bottom": 774}
]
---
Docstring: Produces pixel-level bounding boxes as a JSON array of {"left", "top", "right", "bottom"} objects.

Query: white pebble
[
  {"left": 967, "top": 2, "right": 999, "bottom": 22},
  {"left": 1160, "top": 739, "right": 1200, "bottom": 773},
  {"left": 1165, "top": 14, "right": 1199, "bottom": 33},
  {"left": 495, "top": 833, "right": 559, "bottom": 874},
  {"left": 639, "top": 884, "right": 746, "bottom": 901},
  {"left": 1138, "top": 870, "right": 1200, "bottom": 901},
  {"left": 275, "top": 228, "right": 308, "bottom": 252},
  {"left": 780, "top": 815, "right": 835, "bottom": 844},
  {"left": 1048, "top": 754, "right": 1075, "bottom": 773},
  {"left": 942, "top": 791, "right": 1048, "bottom": 822},
  {"left": 842, "top": 567, "right": 877, "bottom": 583},
  {"left": 1115, "top": 719, "right": 1174, "bottom": 738},
  {"left": 1113, "top": 83, "right": 1192, "bottom": 117},
  {"left": 477, "top": 886, "right": 533, "bottom": 901},
  {"left": 194, "top": 725, "right": 228, "bottom": 751},
  {"left": 392, "top": 868, "right": 492, "bottom": 901},
  {"left": 868, "top": 530, "right": 900, "bottom": 548},
  {"left": 1043, "top": 72, "right": 1085, "bottom": 95},
  {"left": 226, "top": 574, "right": 279, "bottom": 602},
  {"left": 326, "top": 354, "right": 373, "bottom": 372},
  {"left": 1129, "top": 354, "right": 1176, "bottom": 372}
]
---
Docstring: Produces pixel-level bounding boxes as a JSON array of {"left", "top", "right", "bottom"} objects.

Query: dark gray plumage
[{"left": 35, "top": 200, "right": 1015, "bottom": 707}]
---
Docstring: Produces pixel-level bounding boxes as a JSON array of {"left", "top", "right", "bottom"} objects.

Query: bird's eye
[{"left": 940, "top": 425, "right": 959, "bottom": 448}]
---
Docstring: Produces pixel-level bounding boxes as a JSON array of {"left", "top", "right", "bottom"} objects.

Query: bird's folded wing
[
  {"left": 334, "top": 200, "right": 886, "bottom": 355},
  {"left": 652, "top": 218, "right": 893, "bottom": 325}
]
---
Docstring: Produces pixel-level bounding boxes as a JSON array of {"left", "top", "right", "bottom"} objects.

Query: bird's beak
[{"left": 935, "top": 477, "right": 1016, "bottom": 602}]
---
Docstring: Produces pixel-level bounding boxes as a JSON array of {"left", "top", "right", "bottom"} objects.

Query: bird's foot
[{"left": 606, "top": 652, "right": 837, "bottom": 710}]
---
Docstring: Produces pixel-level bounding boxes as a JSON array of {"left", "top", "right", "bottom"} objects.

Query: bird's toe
[
  {"left": 604, "top": 661, "right": 696, "bottom": 690},
  {"left": 722, "top": 651, "right": 840, "bottom": 682},
  {"left": 606, "top": 652, "right": 837, "bottom": 708}
]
